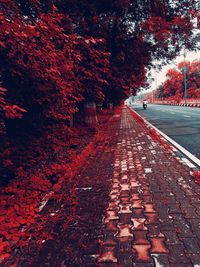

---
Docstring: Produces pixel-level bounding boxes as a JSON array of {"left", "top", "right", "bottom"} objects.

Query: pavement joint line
[{"left": 128, "top": 105, "right": 200, "bottom": 169}]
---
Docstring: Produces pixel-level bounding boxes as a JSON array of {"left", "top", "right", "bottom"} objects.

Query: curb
[
  {"left": 154, "top": 103, "right": 200, "bottom": 108},
  {"left": 127, "top": 105, "right": 200, "bottom": 170}
]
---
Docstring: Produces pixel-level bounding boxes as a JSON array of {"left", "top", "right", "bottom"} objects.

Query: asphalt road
[{"left": 131, "top": 103, "right": 200, "bottom": 160}]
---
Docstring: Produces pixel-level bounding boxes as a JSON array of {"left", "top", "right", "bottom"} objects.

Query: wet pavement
[{"left": 3, "top": 106, "right": 200, "bottom": 267}]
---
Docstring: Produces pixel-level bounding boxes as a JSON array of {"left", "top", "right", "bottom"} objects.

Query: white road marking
[
  {"left": 135, "top": 104, "right": 200, "bottom": 117},
  {"left": 131, "top": 108, "right": 200, "bottom": 168},
  {"left": 183, "top": 115, "right": 191, "bottom": 118},
  {"left": 151, "top": 106, "right": 200, "bottom": 117}
]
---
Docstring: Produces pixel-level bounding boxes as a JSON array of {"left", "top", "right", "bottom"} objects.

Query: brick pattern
[
  {"left": 98, "top": 107, "right": 200, "bottom": 266},
  {"left": 6, "top": 106, "right": 200, "bottom": 266},
  {"left": 98, "top": 108, "right": 169, "bottom": 266}
]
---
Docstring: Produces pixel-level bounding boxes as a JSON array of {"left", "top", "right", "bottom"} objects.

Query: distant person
[{"left": 143, "top": 99, "right": 147, "bottom": 109}]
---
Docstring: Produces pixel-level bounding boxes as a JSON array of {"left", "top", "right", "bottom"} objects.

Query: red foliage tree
[
  {"left": 0, "top": 0, "right": 199, "bottom": 260},
  {"left": 54, "top": 0, "right": 198, "bottom": 100},
  {"left": 0, "top": 0, "right": 198, "bottom": 182},
  {"left": 158, "top": 61, "right": 200, "bottom": 100},
  {"left": 0, "top": 1, "right": 110, "bottom": 185}
]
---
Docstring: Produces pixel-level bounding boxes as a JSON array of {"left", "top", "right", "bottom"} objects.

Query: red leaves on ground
[
  {"left": 148, "top": 128, "right": 172, "bottom": 152},
  {"left": 127, "top": 106, "right": 172, "bottom": 152},
  {"left": 192, "top": 171, "right": 200, "bottom": 184},
  {"left": 0, "top": 0, "right": 198, "bottom": 263},
  {"left": 127, "top": 106, "right": 145, "bottom": 124},
  {"left": 0, "top": 110, "right": 113, "bottom": 264}
]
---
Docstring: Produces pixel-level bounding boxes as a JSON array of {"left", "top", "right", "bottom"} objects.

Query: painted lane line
[
  {"left": 155, "top": 107, "right": 200, "bottom": 117},
  {"left": 183, "top": 115, "right": 191, "bottom": 118},
  {"left": 131, "top": 107, "right": 200, "bottom": 168}
]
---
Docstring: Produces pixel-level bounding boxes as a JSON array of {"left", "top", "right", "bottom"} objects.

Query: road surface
[{"left": 131, "top": 103, "right": 200, "bottom": 160}]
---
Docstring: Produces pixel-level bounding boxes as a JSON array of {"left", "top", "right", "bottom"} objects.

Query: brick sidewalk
[
  {"left": 97, "top": 106, "right": 200, "bottom": 267},
  {"left": 4, "top": 106, "right": 200, "bottom": 267}
]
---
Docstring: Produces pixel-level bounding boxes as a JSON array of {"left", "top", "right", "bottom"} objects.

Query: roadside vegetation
[
  {"left": 0, "top": 0, "right": 199, "bottom": 262},
  {"left": 157, "top": 61, "right": 200, "bottom": 101}
]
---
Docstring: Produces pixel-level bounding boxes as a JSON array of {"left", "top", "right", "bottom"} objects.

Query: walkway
[{"left": 3, "top": 106, "right": 200, "bottom": 267}]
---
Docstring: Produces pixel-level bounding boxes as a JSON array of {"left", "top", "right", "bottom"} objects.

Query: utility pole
[
  {"left": 183, "top": 48, "right": 187, "bottom": 100},
  {"left": 155, "top": 69, "right": 158, "bottom": 103},
  {"left": 154, "top": 59, "right": 158, "bottom": 103}
]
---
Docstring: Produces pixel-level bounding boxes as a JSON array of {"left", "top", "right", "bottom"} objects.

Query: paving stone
[
  {"left": 132, "top": 218, "right": 147, "bottom": 231},
  {"left": 149, "top": 237, "right": 169, "bottom": 253},
  {"left": 142, "top": 195, "right": 153, "bottom": 203},
  {"left": 98, "top": 245, "right": 117, "bottom": 263},
  {"left": 105, "top": 210, "right": 119, "bottom": 222},
  {"left": 103, "top": 230, "right": 118, "bottom": 240},
  {"left": 119, "top": 213, "right": 132, "bottom": 224},
  {"left": 132, "top": 209, "right": 145, "bottom": 218},
  {"left": 144, "top": 212, "right": 159, "bottom": 225},
  {"left": 142, "top": 189, "right": 152, "bottom": 196},
  {"left": 168, "top": 244, "right": 191, "bottom": 264},
  {"left": 168, "top": 203, "right": 183, "bottom": 214},
  {"left": 187, "top": 218, "right": 200, "bottom": 232},
  {"left": 143, "top": 204, "right": 156, "bottom": 213},
  {"left": 120, "top": 197, "right": 131, "bottom": 205},
  {"left": 117, "top": 239, "right": 132, "bottom": 253},
  {"left": 147, "top": 224, "right": 164, "bottom": 238},
  {"left": 118, "top": 224, "right": 133, "bottom": 238},
  {"left": 119, "top": 204, "right": 132, "bottom": 214},
  {"left": 186, "top": 253, "right": 200, "bottom": 266},
  {"left": 181, "top": 237, "right": 200, "bottom": 254},
  {"left": 159, "top": 220, "right": 175, "bottom": 231},
  {"left": 120, "top": 190, "right": 131, "bottom": 198},
  {"left": 131, "top": 199, "right": 143, "bottom": 209},
  {"left": 189, "top": 197, "right": 200, "bottom": 205},
  {"left": 173, "top": 217, "right": 195, "bottom": 238},
  {"left": 162, "top": 230, "right": 180, "bottom": 244},
  {"left": 131, "top": 193, "right": 142, "bottom": 200},
  {"left": 132, "top": 244, "right": 152, "bottom": 262},
  {"left": 105, "top": 220, "right": 119, "bottom": 231},
  {"left": 132, "top": 230, "right": 150, "bottom": 245},
  {"left": 155, "top": 205, "right": 170, "bottom": 218},
  {"left": 118, "top": 253, "right": 133, "bottom": 266}
]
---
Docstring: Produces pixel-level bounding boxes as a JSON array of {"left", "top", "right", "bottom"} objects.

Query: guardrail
[{"left": 152, "top": 98, "right": 200, "bottom": 107}]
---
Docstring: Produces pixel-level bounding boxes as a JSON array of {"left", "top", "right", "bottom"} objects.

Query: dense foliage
[
  {"left": 0, "top": 0, "right": 199, "bottom": 261},
  {"left": 0, "top": 0, "right": 198, "bottom": 182},
  {"left": 157, "top": 61, "right": 200, "bottom": 100}
]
